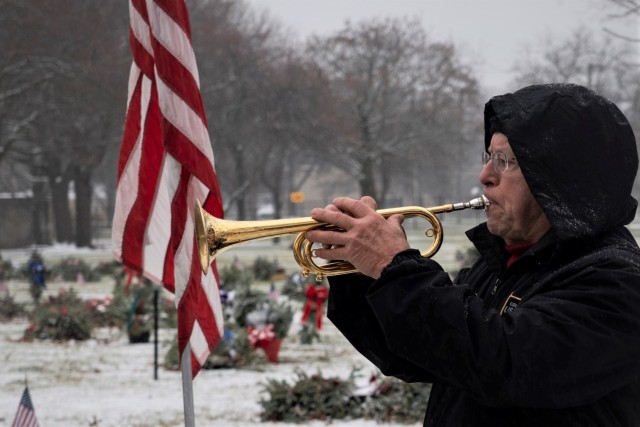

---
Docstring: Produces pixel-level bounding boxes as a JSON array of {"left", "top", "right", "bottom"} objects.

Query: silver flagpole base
[{"left": 181, "top": 342, "right": 196, "bottom": 427}]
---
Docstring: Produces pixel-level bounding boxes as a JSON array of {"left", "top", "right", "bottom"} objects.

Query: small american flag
[
  {"left": 11, "top": 386, "right": 40, "bottom": 427},
  {"left": 112, "top": 0, "right": 224, "bottom": 377}
]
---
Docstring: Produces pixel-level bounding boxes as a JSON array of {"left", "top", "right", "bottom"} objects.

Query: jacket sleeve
[
  {"left": 327, "top": 259, "right": 436, "bottom": 383},
  {"left": 366, "top": 244, "right": 640, "bottom": 408}
]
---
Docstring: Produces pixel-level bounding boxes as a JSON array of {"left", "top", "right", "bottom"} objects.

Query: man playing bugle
[{"left": 306, "top": 83, "right": 640, "bottom": 427}]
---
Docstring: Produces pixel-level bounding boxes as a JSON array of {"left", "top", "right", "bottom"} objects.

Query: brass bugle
[{"left": 195, "top": 196, "right": 489, "bottom": 280}]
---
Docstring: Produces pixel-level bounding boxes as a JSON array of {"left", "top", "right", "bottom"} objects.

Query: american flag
[
  {"left": 11, "top": 386, "right": 40, "bottom": 427},
  {"left": 112, "top": 0, "right": 224, "bottom": 377}
]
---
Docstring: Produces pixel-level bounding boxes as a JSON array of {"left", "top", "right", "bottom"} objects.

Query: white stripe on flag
[
  {"left": 129, "top": 1, "right": 153, "bottom": 56},
  {"left": 190, "top": 320, "right": 210, "bottom": 366},
  {"left": 202, "top": 268, "right": 224, "bottom": 337},
  {"left": 143, "top": 154, "right": 180, "bottom": 283}
]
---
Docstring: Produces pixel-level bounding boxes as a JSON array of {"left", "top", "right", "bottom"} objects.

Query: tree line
[{"left": 0, "top": 0, "right": 638, "bottom": 247}]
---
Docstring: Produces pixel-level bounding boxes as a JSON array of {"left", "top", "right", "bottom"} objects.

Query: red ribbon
[
  {"left": 301, "top": 284, "right": 328, "bottom": 329},
  {"left": 123, "top": 266, "right": 139, "bottom": 295},
  {"left": 247, "top": 324, "right": 275, "bottom": 349}
]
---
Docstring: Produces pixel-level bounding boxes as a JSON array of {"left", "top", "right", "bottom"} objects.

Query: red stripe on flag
[
  {"left": 161, "top": 167, "right": 190, "bottom": 292},
  {"left": 202, "top": 190, "right": 224, "bottom": 220},
  {"left": 129, "top": 33, "right": 155, "bottom": 77},
  {"left": 162, "top": 119, "right": 221, "bottom": 192}
]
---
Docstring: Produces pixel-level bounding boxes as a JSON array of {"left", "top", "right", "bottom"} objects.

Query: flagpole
[
  {"left": 153, "top": 287, "right": 159, "bottom": 380},
  {"left": 181, "top": 343, "right": 196, "bottom": 427}
]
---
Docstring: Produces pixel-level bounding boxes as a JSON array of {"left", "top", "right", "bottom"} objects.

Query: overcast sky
[{"left": 243, "top": 0, "right": 638, "bottom": 94}]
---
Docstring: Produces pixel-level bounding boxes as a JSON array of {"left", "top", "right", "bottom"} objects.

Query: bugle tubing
[{"left": 195, "top": 196, "right": 489, "bottom": 279}]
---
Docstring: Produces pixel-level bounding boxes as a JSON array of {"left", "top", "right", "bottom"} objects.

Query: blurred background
[
  {"left": 0, "top": 2, "right": 638, "bottom": 424},
  {"left": 0, "top": 0, "right": 638, "bottom": 250}
]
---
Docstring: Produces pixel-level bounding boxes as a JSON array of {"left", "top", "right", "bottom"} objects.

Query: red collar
[{"left": 505, "top": 242, "right": 535, "bottom": 267}]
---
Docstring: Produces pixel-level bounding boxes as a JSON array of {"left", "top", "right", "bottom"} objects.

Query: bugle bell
[{"left": 195, "top": 196, "right": 489, "bottom": 280}]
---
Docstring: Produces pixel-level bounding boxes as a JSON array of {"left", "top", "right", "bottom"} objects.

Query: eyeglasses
[{"left": 482, "top": 151, "right": 518, "bottom": 174}]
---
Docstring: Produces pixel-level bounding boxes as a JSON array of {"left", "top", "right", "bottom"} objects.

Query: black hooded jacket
[{"left": 327, "top": 84, "right": 640, "bottom": 426}]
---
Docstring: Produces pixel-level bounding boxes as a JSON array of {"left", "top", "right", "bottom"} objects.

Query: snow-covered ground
[
  {"left": 0, "top": 240, "right": 435, "bottom": 427},
  {"left": 1, "top": 309, "right": 414, "bottom": 427},
  {"left": 0, "top": 226, "right": 481, "bottom": 426}
]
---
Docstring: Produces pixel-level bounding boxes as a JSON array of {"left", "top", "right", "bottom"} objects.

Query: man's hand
[{"left": 305, "top": 196, "right": 410, "bottom": 279}]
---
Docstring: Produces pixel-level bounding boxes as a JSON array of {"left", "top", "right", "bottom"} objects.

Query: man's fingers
[
  {"left": 387, "top": 213, "right": 405, "bottom": 226},
  {"left": 310, "top": 197, "right": 379, "bottom": 226},
  {"left": 359, "top": 196, "right": 377, "bottom": 210},
  {"left": 332, "top": 197, "right": 377, "bottom": 219},
  {"left": 306, "top": 196, "right": 409, "bottom": 278},
  {"left": 312, "top": 246, "right": 346, "bottom": 261},
  {"left": 310, "top": 207, "right": 354, "bottom": 230},
  {"left": 306, "top": 228, "right": 346, "bottom": 247}
]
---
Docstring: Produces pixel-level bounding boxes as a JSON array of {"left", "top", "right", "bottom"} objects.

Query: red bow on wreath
[
  {"left": 301, "top": 284, "right": 328, "bottom": 329},
  {"left": 248, "top": 324, "right": 275, "bottom": 349}
]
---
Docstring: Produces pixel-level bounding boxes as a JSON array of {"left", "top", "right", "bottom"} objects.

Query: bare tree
[
  {"left": 512, "top": 28, "right": 639, "bottom": 121},
  {"left": 601, "top": 0, "right": 640, "bottom": 42},
  {"left": 257, "top": 54, "right": 338, "bottom": 219},
  {"left": 189, "top": 0, "right": 335, "bottom": 220},
  {"left": 512, "top": 27, "right": 640, "bottom": 194},
  {"left": 306, "top": 18, "right": 480, "bottom": 205},
  {"left": 191, "top": 0, "right": 284, "bottom": 219},
  {"left": 514, "top": 28, "right": 636, "bottom": 90},
  {"left": 0, "top": 0, "right": 129, "bottom": 246}
]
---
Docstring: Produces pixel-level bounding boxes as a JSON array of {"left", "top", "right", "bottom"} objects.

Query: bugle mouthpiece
[{"left": 451, "top": 195, "right": 490, "bottom": 211}]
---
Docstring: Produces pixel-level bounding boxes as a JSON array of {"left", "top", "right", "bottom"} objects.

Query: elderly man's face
[{"left": 479, "top": 133, "right": 551, "bottom": 245}]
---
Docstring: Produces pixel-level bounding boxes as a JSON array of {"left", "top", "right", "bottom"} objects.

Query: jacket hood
[{"left": 484, "top": 83, "right": 638, "bottom": 241}]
